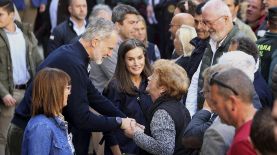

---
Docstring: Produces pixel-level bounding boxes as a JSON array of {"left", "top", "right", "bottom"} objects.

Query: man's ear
[
  {"left": 115, "top": 22, "right": 121, "bottom": 31},
  {"left": 229, "top": 96, "right": 238, "bottom": 112},
  {"left": 68, "top": 5, "right": 72, "bottom": 14},
  {"left": 91, "top": 38, "right": 99, "bottom": 48}
]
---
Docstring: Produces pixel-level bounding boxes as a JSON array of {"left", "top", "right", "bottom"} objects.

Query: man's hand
[
  {"left": 121, "top": 117, "right": 134, "bottom": 130},
  {"left": 2, "top": 94, "right": 16, "bottom": 106},
  {"left": 124, "top": 120, "right": 144, "bottom": 138}
]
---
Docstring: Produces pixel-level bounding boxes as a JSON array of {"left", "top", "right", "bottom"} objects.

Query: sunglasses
[{"left": 209, "top": 72, "right": 238, "bottom": 96}]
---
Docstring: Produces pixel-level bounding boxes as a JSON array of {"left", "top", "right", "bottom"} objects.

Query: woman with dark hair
[
  {"left": 22, "top": 68, "right": 74, "bottom": 155},
  {"left": 103, "top": 39, "right": 152, "bottom": 155}
]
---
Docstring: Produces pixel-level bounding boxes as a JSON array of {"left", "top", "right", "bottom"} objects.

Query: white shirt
[
  {"left": 49, "top": 0, "right": 59, "bottom": 32},
  {"left": 185, "top": 38, "right": 226, "bottom": 117},
  {"left": 5, "top": 24, "right": 30, "bottom": 85},
  {"left": 70, "top": 18, "right": 86, "bottom": 36}
]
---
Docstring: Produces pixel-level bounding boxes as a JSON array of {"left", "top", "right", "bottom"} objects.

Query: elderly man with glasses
[{"left": 185, "top": 0, "right": 245, "bottom": 117}]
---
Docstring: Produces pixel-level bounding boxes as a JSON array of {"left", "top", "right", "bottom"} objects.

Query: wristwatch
[{"left": 116, "top": 117, "right": 122, "bottom": 128}]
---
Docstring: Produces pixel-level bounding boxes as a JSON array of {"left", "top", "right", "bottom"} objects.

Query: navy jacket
[
  {"left": 12, "top": 41, "right": 125, "bottom": 132},
  {"left": 254, "top": 71, "right": 273, "bottom": 108},
  {"left": 187, "top": 37, "right": 209, "bottom": 80},
  {"left": 182, "top": 110, "right": 217, "bottom": 154},
  {"left": 47, "top": 19, "right": 87, "bottom": 53},
  {"left": 103, "top": 78, "right": 152, "bottom": 154}
]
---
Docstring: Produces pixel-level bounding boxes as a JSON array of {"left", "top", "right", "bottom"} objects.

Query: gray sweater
[{"left": 133, "top": 109, "right": 176, "bottom": 155}]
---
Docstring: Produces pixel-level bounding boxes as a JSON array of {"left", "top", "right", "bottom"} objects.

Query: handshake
[{"left": 120, "top": 118, "right": 145, "bottom": 138}]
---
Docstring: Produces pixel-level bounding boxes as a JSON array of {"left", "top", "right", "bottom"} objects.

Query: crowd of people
[{"left": 0, "top": 0, "right": 276, "bottom": 155}]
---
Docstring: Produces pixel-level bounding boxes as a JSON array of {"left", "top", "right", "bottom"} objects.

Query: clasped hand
[{"left": 121, "top": 118, "right": 145, "bottom": 138}]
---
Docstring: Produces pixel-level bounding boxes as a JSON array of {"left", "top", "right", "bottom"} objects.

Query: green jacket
[{"left": 0, "top": 21, "right": 42, "bottom": 103}]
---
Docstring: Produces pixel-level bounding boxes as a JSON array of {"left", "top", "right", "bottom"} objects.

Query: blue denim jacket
[{"left": 22, "top": 114, "right": 74, "bottom": 155}]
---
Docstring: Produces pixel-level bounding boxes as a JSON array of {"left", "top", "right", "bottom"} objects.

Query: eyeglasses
[
  {"left": 209, "top": 72, "right": 238, "bottom": 96},
  {"left": 203, "top": 16, "right": 224, "bottom": 27}
]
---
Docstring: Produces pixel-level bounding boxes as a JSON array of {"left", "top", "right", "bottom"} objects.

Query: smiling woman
[{"left": 102, "top": 39, "right": 153, "bottom": 155}]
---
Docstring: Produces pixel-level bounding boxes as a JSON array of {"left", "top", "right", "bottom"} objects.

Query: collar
[
  {"left": 4, "top": 23, "right": 20, "bottom": 34},
  {"left": 74, "top": 41, "right": 90, "bottom": 65},
  {"left": 54, "top": 114, "right": 68, "bottom": 130},
  {"left": 69, "top": 17, "right": 87, "bottom": 28}
]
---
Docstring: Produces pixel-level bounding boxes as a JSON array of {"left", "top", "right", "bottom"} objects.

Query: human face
[
  {"left": 63, "top": 84, "right": 71, "bottom": 107},
  {"left": 117, "top": 14, "right": 138, "bottom": 40},
  {"left": 146, "top": 72, "right": 163, "bottom": 102},
  {"left": 0, "top": 8, "right": 14, "bottom": 29},
  {"left": 169, "top": 18, "right": 181, "bottom": 40},
  {"left": 194, "top": 14, "right": 209, "bottom": 39},
  {"left": 210, "top": 85, "right": 234, "bottom": 125},
  {"left": 91, "top": 32, "right": 118, "bottom": 64},
  {"left": 136, "top": 21, "right": 147, "bottom": 43},
  {"left": 202, "top": 10, "right": 229, "bottom": 42},
  {"left": 246, "top": 0, "right": 265, "bottom": 22},
  {"left": 224, "top": 0, "right": 239, "bottom": 19},
  {"left": 125, "top": 47, "right": 145, "bottom": 78},
  {"left": 264, "top": 0, "right": 277, "bottom": 12},
  {"left": 69, "top": 0, "right": 87, "bottom": 21}
]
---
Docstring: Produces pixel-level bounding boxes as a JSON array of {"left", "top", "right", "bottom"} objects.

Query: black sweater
[{"left": 12, "top": 41, "right": 125, "bottom": 132}]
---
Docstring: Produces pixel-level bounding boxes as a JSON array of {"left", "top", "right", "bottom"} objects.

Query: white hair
[
  {"left": 217, "top": 51, "right": 256, "bottom": 81},
  {"left": 177, "top": 25, "right": 197, "bottom": 56},
  {"left": 202, "top": 0, "right": 232, "bottom": 18}
]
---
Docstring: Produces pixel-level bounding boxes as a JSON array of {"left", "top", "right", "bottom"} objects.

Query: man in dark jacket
[
  {"left": 7, "top": 18, "right": 132, "bottom": 155},
  {"left": 47, "top": 0, "right": 87, "bottom": 54}
]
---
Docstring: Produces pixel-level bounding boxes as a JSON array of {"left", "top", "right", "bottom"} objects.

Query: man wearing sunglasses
[{"left": 209, "top": 68, "right": 257, "bottom": 155}]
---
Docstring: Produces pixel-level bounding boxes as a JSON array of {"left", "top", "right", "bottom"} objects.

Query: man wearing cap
[
  {"left": 256, "top": 7, "right": 277, "bottom": 85},
  {"left": 0, "top": 0, "right": 42, "bottom": 154}
]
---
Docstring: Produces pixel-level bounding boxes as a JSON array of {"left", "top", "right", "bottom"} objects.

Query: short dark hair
[
  {"left": 176, "top": 0, "right": 196, "bottom": 16},
  {"left": 113, "top": 39, "right": 152, "bottom": 95},
  {"left": 250, "top": 108, "right": 277, "bottom": 155},
  {"left": 31, "top": 68, "right": 71, "bottom": 117},
  {"left": 0, "top": 0, "right": 14, "bottom": 13},
  {"left": 230, "top": 36, "right": 259, "bottom": 62},
  {"left": 195, "top": 2, "right": 206, "bottom": 15},
  {"left": 111, "top": 4, "right": 139, "bottom": 23}
]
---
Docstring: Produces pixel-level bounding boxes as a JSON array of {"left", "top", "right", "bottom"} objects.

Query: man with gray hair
[
  {"left": 208, "top": 68, "right": 257, "bottom": 154},
  {"left": 89, "top": 4, "right": 112, "bottom": 21},
  {"left": 185, "top": 0, "right": 243, "bottom": 116},
  {"left": 89, "top": 4, "right": 139, "bottom": 93},
  {"left": 7, "top": 18, "right": 132, "bottom": 155}
]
